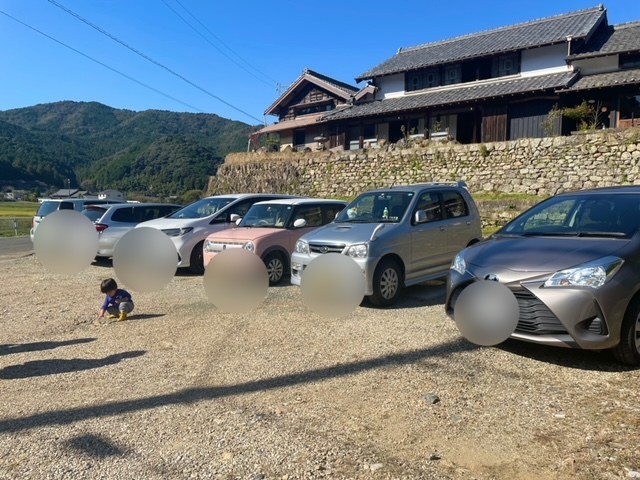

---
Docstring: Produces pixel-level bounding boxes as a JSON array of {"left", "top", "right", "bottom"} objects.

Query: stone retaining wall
[{"left": 207, "top": 129, "right": 640, "bottom": 198}]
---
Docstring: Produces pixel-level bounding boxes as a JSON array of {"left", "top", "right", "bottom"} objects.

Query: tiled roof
[
  {"left": 570, "top": 21, "right": 640, "bottom": 59},
  {"left": 322, "top": 72, "right": 577, "bottom": 121},
  {"left": 356, "top": 7, "right": 606, "bottom": 81},
  {"left": 265, "top": 69, "right": 358, "bottom": 116},
  {"left": 305, "top": 69, "right": 359, "bottom": 95},
  {"left": 563, "top": 67, "right": 640, "bottom": 91},
  {"left": 255, "top": 113, "right": 327, "bottom": 134}
]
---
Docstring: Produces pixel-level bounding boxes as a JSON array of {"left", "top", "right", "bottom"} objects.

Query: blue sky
[{"left": 1, "top": 1, "right": 639, "bottom": 126}]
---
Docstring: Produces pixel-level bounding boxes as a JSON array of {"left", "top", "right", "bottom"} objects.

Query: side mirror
[
  {"left": 235, "top": 217, "right": 242, "bottom": 225},
  {"left": 230, "top": 214, "right": 240, "bottom": 222},
  {"left": 414, "top": 210, "right": 427, "bottom": 224},
  {"left": 293, "top": 218, "right": 307, "bottom": 228}
]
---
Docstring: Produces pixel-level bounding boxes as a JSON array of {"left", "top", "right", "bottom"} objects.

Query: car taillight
[
  {"left": 95, "top": 224, "right": 109, "bottom": 233},
  {"left": 32, "top": 217, "right": 35, "bottom": 229}
]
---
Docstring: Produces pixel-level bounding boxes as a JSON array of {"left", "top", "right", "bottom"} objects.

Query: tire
[
  {"left": 612, "top": 300, "right": 640, "bottom": 366},
  {"left": 368, "top": 258, "right": 402, "bottom": 307},
  {"left": 264, "top": 252, "right": 285, "bottom": 285},
  {"left": 189, "top": 241, "right": 205, "bottom": 275}
]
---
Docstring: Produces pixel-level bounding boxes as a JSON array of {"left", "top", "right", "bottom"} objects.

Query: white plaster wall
[
  {"left": 521, "top": 44, "right": 570, "bottom": 76},
  {"left": 376, "top": 74, "right": 405, "bottom": 98},
  {"left": 572, "top": 55, "right": 619, "bottom": 75}
]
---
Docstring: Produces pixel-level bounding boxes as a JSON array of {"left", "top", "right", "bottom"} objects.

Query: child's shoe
[
  {"left": 108, "top": 314, "right": 118, "bottom": 319},
  {"left": 117, "top": 312, "right": 128, "bottom": 322}
]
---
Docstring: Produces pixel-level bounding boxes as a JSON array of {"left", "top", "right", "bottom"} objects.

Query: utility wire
[
  {"left": 47, "top": 0, "right": 264, "bottom": 124},
  {"left": 162, "top": 0, "right": 278, "bottom": 88},
  {"left": 0, "top": 9, "right": 204, "bottom": 113}
]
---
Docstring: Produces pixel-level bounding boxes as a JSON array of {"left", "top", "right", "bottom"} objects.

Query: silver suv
[{"left": 290, "top": 182, "right": 482, "bottom": 306}]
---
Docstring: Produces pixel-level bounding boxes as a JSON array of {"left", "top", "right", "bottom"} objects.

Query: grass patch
[
  {"left": 472, "top": 192, "right": 543, "bottom": 202},
  {"left": 0, "top": 202, "right": 40, "bottom": 217},
  {"left": 0, "top": 202, "right": 38, "bottom": 237}
]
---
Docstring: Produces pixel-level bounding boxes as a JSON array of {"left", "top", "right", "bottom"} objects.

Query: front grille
[
  {"left": 449, "top": 284, "right": 567, "bottom": 336},
  {"left": 309, "top": 243, "right": 345, "bottom": 254},
  {"left": 512, "top": 289, "right": 567, "bottom": 335}
]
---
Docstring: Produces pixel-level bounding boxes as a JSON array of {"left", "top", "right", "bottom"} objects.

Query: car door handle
[
  {"left": 440, "top": 226, "right": 445, "bottom": 231},
  {"left": 466, "top": 221, "right": 471, "bottom": 226}
]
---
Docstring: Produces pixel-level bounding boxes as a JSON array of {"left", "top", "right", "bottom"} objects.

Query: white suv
[{"left": 138, "top": 194, "right": 300, "bottom": 274}]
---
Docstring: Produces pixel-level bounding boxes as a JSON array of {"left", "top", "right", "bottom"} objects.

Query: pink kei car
[{"left": 203, "top": 198, "right": 347, "bottom": 285}]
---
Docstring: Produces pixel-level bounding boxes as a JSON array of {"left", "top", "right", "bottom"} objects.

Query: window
[
  {"left": 444, "top": 65, "right": 461, "bottom": 85},
  {"left": 112, "top": 207, "right": 134, "bottom": 223},
  {"left": 294, "top": 129, "right": 306, "bottom": 146},
  {"left": 414, "top": 193, "right": 442, "bottom": 223},
  {"left": 363, "top": 124, "right": 375, "bottom": 139},
  {"left": 620, "top": 53, "right": 640, "bottom": 69},
  {"left": 323, "top": 205, "right": 344, "bottom": 223},
  {"left": 423, "top": 69, "right": 440, "bottom": 88},
  {"left": 443, "top": 191, "right": 468, "bottom": 218},
  {"left": 294, "top": 205, "right": 323, "bottom": 227},
  {"left": 620, "top": 95, "right": 640, "bottom": 120},
  {"left": 492, "top": 53, "right": 520, "bottom": 78}
]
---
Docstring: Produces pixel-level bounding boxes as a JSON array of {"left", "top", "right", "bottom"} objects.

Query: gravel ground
[{"left": 1, "top": 254, "right": 639, "bottom": 479}]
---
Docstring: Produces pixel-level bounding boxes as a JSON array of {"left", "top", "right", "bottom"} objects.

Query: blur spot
[
  {"left": 454, "top": 281, "right": 519, "bottom": 346},
  {"left": 33, "top": 210, "right": 98, "bottom": 275},
  {"left": 113, "top": 227, "right": 178, "bottom": 292},
  {"left": 203, "top": 249, "right": 268, "bottom": 313},
  {"left": 301, "top": 253, "right": 365, "bottom": 318}
]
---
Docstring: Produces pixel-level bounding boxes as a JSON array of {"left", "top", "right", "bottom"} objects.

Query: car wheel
[
  {"left": 612, "top": 300, "right": 640, "bottom": 366},
  {"left": 189, "top": 241, "right": 205, "bottom": 275},
  {"left": 369, "top": 258, "right": 401, "bottom": 307},
  {"left": 264, "top": 252, "right": 285, "bottom": 285}
]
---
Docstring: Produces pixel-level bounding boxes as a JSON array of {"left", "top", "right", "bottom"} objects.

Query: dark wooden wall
[{"left": 482, "top": 104, "right": 508, "bottom": 142}]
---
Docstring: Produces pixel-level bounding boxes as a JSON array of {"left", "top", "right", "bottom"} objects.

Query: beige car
[{"left": 203, "top": 198, "right": 347, "bottom": 284}]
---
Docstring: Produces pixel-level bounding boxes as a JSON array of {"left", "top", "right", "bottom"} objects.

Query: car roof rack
[{"left": 398, "top": 181, "right": 468, "bottom": 189}]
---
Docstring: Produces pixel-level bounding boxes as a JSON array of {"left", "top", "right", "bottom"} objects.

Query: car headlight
[
  {"left": 346, "top": 243, "right": 368, "bottom": 258},
  {"left": 203, "top": 240, "right": 214, "bottom": 253},
  {"left": 544, "top": 256, "right": 623, "bottom": 289},
  {"left": 295, "top": 239, "right": 309, "bottom": 254},
  {"left": 162, "top": 227, "right": 193, "bottom": 237},
  {"left": 451, "top": 252, "right": 466, "bottom": 275},
  {"left": 242, "top": 241, "right": 255, "bottom": 252}
]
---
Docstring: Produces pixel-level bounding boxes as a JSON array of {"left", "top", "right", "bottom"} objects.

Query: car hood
[
  {"left": 137, "top": 217, "right": 203, "bottom": 229},
  {"left": 465, "top": 235, "right": 629, "bottom": 272},
  {"left": 206, "top": 227, "right": 281, "bottom": 242},
  {"left": 301, "top": 222, "right": 397, "bottom": 244}
]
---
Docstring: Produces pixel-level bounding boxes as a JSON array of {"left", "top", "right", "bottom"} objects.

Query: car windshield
[
  {"left": 36, "top": 202, "right": 64, "bottom": 217},
  {"left": 167, "top": 197, "right": 235, "bottom": 219},
  {"left": 335, "top": 191, "right": 414, "bottom": 224},
  {"left": 499, "top": 193, "right": 640, "bottom": 238},
  {"left": 238, "top": 204, "right": 293, "bottom": 228}
]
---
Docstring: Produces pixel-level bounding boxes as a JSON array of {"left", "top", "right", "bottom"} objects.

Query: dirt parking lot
[{"left": 1, "top": 253, "right": 639, "bottom": 479}]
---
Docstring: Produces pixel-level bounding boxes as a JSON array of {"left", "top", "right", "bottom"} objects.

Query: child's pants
[{"left": 106, "top": 302, "right": 134, "bottom": 316}]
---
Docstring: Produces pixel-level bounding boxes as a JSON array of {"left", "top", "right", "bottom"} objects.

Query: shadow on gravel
[
  {"left": 0, "top": 338, "right": 97, "bottom": 356},
  {"left": 497, "top": 339, "right": 638, "bottom": 372},
  {"left": 361, "top": 281, "right": 447, "bottom": 310},
  {"left": 0, "top": 339, "right": 478, "bottom": 433},
  {"left": 0, "top": 350, "right": 146, "bottom": 380},
  {"left": 128, "top": 313, "right": 166, "bottom": 321},
  {"left": 64, "top": 433, "right": 126, "bottom": 458}
]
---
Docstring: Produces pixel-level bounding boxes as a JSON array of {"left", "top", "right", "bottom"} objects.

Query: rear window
[{"left": 36, "top": 201, "right": 73, "bottom": 216}]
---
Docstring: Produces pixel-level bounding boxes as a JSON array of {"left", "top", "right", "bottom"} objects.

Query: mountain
[{"left": 0, "top": 101, "right": 256, "bottom": 196}]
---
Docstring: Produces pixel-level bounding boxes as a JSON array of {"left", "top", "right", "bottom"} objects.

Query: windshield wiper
[
  {"left": 575, "top": 231, "right": 627, "bottom": 238},
  {"left": 520, "top": 231, "right": 626, "bottom": 238}
]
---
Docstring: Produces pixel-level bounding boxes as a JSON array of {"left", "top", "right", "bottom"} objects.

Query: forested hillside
[{"left": 0, "top": 101, "right": 255, "bottom": 196}]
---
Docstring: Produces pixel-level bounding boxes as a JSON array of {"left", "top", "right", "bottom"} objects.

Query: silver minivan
[{"left": 290, "top": 182, "right": 482, "bottom": 306}]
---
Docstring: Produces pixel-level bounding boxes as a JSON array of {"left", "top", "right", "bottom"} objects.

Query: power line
[
  {"left": 47, "top": 0, "right": 264, "bottom": 124},
  {"left": 163, "top": 0, "right": 279, "bottom": 88},
  {"left": 0, "top": 9, "right": 205, "bottom": 113}
]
